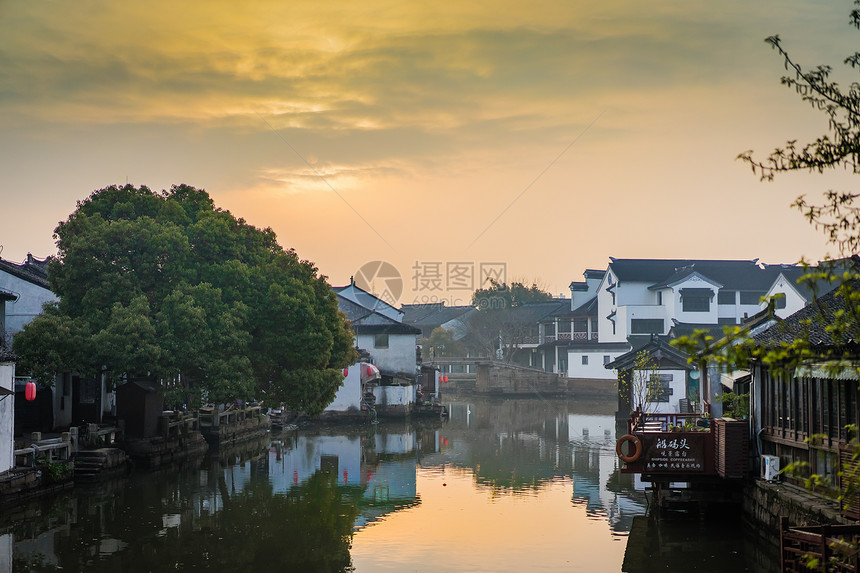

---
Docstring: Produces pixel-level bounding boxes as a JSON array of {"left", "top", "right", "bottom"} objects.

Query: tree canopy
[
  {"left": 472, "top": 280, "right": 553, "bottom": 310},
  {"left": 467, "top": 280, "right": 554, "bottom": 361},
  {"left": 13, "top": 184, "right": 356, "bottom": 414}
]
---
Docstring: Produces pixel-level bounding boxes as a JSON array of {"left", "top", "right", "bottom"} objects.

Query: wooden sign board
[{"left": 641, "top": 433, "right": 707, "bottom": 473}]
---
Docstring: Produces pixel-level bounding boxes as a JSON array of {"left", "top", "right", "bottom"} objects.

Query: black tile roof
[
  {"left": 770, "top": 259, "right": 857, "bottom": 302},
  {"left": 400, "top": 303, "right": 474, "bottom": 330},
  {"left": 753, "top": 281, "right": 860, "bottom": 348},
  {"left": 353, "top": 323, "right": 422, "bottom": 335},
  {"left": 648, "top": 267, "right": 721, "bottom": 290},
  {"left": 605, "top": 336, "right": 691, "bottom": 371},
  {"left": 570, "top": 296, "right": 598, "bottom": 316},
  {"left": 607, "top": 258, "right": 790, "bottom": 291},
  {"left": 508, "top": 300, "right": 569, "bottom": 323},
  {"left": 0, "top": 255, "right": 51, "bottom": 289}
]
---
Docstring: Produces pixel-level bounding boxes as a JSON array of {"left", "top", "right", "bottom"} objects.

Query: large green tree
[{"left": 13, "top": 184, "right": 356, "bottom": 414}]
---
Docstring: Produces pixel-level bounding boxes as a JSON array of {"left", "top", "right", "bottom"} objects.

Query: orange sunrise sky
[{"left": 1, "top": 0, "right": 858, "bottom": 303}]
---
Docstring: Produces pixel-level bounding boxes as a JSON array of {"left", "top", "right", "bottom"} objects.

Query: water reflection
[
  {"left": 0, "top": 397, "right": 775, "bottom": 572},
  {"left": 440, "top": 398, "right": 646, "bottom": 534}
]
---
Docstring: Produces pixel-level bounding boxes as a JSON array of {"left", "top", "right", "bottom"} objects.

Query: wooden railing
[
  {"left": 628, "top": 410, "right": 709, "bottom": 433},
  {"left": 780, "top": 516, "right": 860, "bottom": 572}
]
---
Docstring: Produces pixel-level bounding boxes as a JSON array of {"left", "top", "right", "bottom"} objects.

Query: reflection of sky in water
[{"left": 4, "top": 398, "right": 654, "bottom": 571}]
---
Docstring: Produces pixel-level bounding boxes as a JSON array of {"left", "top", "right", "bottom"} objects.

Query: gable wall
[{"left": 0, "top": 272, "right": 56, "bottom": 339}]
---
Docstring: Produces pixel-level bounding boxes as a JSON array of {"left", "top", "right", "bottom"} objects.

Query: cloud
[{"left": 4, "top": 0, "right": 836, "bottom": 136}]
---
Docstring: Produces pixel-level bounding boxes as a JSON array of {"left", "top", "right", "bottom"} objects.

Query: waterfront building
[
  {"left": 0, "top": 254, "right": 114, "bottom": 432},
  {"left": 749, "top": 281, "right": 860, "bottom": 518},
  {"left": 331, "top": 279, "right": 422, "bottom": 417}
]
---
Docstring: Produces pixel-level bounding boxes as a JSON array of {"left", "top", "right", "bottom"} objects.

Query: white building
[
  {"left": 559, "top": 258, "right": 814, "bottom": 395},
  {"left": 0, "top": 348, "right": 15, "bottom": 475},
  {"left": 0, "top": 255, "right": 56, "bottom": 345},
  {"left": 332, "top": 279, "right": 422, "bottom": 417}
]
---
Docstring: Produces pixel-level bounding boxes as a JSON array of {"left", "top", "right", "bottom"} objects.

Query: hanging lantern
[
  {"left": 443, "top": 375, "right": 449, "bottom": 383},
  {"left": 25, "top": 381, "right": 36, "bottom": 401},
  {"left": 366, "top": 365, "right": 374, "bottom": 376},
  {"left": 342, "top": 367, "right": 349, "bottom": 377}
]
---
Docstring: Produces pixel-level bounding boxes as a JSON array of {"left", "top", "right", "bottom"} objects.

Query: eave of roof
[{"left": 0, "top": 258, "right": 51, "bottom": 290}]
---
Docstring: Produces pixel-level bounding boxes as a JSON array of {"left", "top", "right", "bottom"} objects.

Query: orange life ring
[{"left": 616, "top": 434, "right": 642, "bottom": 463}]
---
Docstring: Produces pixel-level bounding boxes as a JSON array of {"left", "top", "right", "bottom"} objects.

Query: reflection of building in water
[
  {"left": 264, "top": 429, "right": 430, "bottom": 529},
  {"left": 3, "top": 426, "right": 433, "bottom": 569},
  {"left": 566, "top": 413, "right": 647, "bottom": 534},
  {"left": 0, "top": 534, "right": 10, "bottom": 572},
  {"left": 437, "top": 400, "right": 646, "bottom": 534}
]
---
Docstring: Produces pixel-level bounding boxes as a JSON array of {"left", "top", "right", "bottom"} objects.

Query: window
[
  {"left": 681, "top": 288, "right": 712, "bottom": 312},
  {"left": 647, "top": 374, "right": 673, "bottom": 403},
  {"left": 582, "top": 356, "right": 589, "bottom": 365},
  {"left": 718, "top": 317, "right": 737, "bottom": 325},
  {"left": 739, "top": 291, "right": 766, "bottom": 305},
  {"left": 631, "top": 319, "right": 664, "bottom": 334},
  {"left": 718, "top": 290, "right": 736, "bottom": 305},
  {"left": 544, "top": 322, "right": 555, "bottom": 336},
  {"left": 774, "top": 295, "right": 787, "bottom": 309},
  {"left": 558, "top": 320, "right": 571, "bottom": 333},
  {"left": 573, "top": 319, "right": 588, "bottom": 333},
  {"left": 603, "top": 355, "right": 611, "bottom": 365},
  {"left": 657, "top": 291, "right": 663, "bottom": 305},
  {"left": 374, "top": 333, "right": 389, "bottom": 348}
]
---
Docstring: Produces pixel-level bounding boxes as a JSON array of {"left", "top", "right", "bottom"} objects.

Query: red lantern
[
  {"left": 366, "top": 365, "right": 374, "bottom": 376},
  {"left": 443, "top": 375, "right": 449, "bottom": 383},
  {"left": 343, "top": 368, "right": 349, "bottom": 377},
  {"left": 25, "top": 381, "right": 36, "bottom": 401}
]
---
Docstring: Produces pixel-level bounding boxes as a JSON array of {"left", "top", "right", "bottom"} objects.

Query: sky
[{"left": 1, "top": 0, "right": 858, "bottom": 305}]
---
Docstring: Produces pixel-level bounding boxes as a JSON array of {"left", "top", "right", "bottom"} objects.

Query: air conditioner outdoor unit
[{"left": 761, "top": 455, "right": 780, "bottom": 482}]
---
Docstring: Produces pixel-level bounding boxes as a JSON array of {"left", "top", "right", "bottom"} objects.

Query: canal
[{"left": 5, "top": 396, "right": 778, "bottom": 572}]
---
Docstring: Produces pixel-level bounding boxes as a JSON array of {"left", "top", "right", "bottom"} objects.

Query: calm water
[{"left": 4, "top": 397, "right": 776, "bottom": 572}]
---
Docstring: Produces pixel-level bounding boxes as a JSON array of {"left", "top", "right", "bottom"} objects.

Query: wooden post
[{"left": 821, "top": 524, "right": 830, "bottom": 573}]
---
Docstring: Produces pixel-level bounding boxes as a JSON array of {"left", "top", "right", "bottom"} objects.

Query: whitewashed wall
[
  {"left": 326, "top": 364, "right": 362, "bottom": 411},
  {"left": 631, "top": 368, "right": 687, "bottom": 414},
  {"left": 373, "top": 385, "right": 415, "bottom": 406},
  {"left": 0, "top": 362, "right": 14, "bottom": 474},
  {"left": 355, "top": 332, "right": 417, "bottom": 374},
  {"left": 568, "top": 349, "right": 624, "bottom": 380},
  {"left": 0, "top": 274, "right": 55, "bottom": 338}
]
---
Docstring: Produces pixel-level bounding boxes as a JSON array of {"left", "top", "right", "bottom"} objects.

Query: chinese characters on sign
[{"left": 643, "top": 434, "right": 706, "bottom": 473}]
